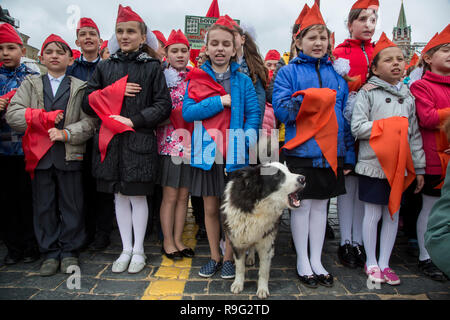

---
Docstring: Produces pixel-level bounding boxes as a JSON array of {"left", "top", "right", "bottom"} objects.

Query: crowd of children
[{"left": 0, "top": 0, "right": 449, "bottom": 291}]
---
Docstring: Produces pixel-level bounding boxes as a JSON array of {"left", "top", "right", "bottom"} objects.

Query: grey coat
[
  {"left": 6, "top": 74, "right": 96, "bottom": 162},
  {"left": 351, "top": 76, "right": 426, "bottom": 179}
]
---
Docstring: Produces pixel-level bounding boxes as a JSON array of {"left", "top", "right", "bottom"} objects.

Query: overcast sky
[{"left": 3, "top": 0, "right": 449, "bottom": 57}]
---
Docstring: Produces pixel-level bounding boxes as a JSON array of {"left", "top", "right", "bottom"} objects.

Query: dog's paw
[
  {"left": 231, "top": 281, "right": 244, "bottom": 294},
  {"left": 256, "top": 287, "right": 270, "bottom": 299}
]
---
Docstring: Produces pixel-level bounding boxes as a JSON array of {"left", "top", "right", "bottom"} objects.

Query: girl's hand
[
  {"left": 109, "top": 115, "right": 134, "bottom": 128},
  {"left": 125, "top": 83, "right": 142, "bottom": 97},
  {"left": 344, "top": 170, "right": 352, "bottom": 176},
  {"left": 221, "top": 94, "right": 231, "bottom": 108},
  {"left": 414, "top": 174, "right": 425, "bottom": 194},
  {"left": 48, "top": 128, "right": 65, "bottom": 142},
  {"left": 0, "top": 98, "right": 8, "bottom": 111},
  {"left": 54, "top": 113, "right": 64, "bottom": 125},
  {"left": 444, "top": 148, "right": 450, "bottom": 155}
]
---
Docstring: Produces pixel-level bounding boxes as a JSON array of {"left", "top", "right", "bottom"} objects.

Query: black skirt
[
  {"left": 358, "top": 175, "right": 390, "bottom": 205},
  {"left": 158, "top": 155, "right": 191, "bottom": 189},
  {"left": 96, "top": 179, "right": 154, "bottom": 196},
  {"left": 286, "top": 159, "right": 346, "bottom": 200},
  {"left": 189, "top": 164, "right": 226, "bottom": 198}
]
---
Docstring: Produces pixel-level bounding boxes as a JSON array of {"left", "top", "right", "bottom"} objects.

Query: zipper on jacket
[
  {"left": 361, "top": 43, "right": 370, "bottom": 74},
  {"left": 316, "top": 59, "right": 323, "bottom": 88}
]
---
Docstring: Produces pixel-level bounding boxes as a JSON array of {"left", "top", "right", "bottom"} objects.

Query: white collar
[{"left": 48, "top": 73, "right": 66, "bottom": 82}]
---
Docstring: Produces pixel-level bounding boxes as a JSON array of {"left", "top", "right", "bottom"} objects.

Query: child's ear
[
  {"left": 423, "top": 54, "right": 432, "bottom": 66},
  {"left": 371, "top": 64, "right": 379, "bottom": 76},
  {"left": 21, "top": 46, "right": 27, "bottom": 57},
  {"left": 75, "top": 39, "right": 81, "bottom": 48},
  {"left": 68, "top": 56, "right": 75, "bottom": 66},
  {"left": 295, "top": 39, "right": 302, "bottom": 51}
]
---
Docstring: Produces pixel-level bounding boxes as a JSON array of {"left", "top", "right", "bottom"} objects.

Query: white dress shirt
[{"left": 47, "top": 74, "right": 66, "bottom": 96}]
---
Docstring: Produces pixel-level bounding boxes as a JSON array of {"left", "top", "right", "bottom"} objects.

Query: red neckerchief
[
  {"left": 435, "top": 108, "right": 450, "bottom": 189},
  {"left": 88, "top": 75, "right": 135, "bottom": 162},
  {"left": 370, "top": 116, "right": 416, "bottom": 218},
  {"left": 22, "top": 108, "right": 64, "bottom": 179},
  {"left": 185, "top": 68, "right": 231, "bottom": 159},
  {"left": 282, "top": 88, "right": 339, "bottom": 176}
]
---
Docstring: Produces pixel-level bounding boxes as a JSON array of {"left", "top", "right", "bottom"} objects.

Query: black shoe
[
  {"left": 23, "top": 248, "right": 40, "bottom": 263},
  {"left": 325, "top": 222, "right": 335, "bottom": 240},
  {"left": 353, "top": 244, "right": 366, "bottom": 268},
  {"left": 89, "top": 234, "right": 111, "bottom": 251},
  {"left": 297, "top": 274, "right": 318, "bottom": 288},
  {"left": 196, "top": 226, "right": 207, "bottom": 240},
  {"left": 4, "top": 253, "right": 23, "bottom": 265},
  {"left": 338, "top": 242, "right": 357, "bottom": 268},
  {"left": 180, "top": 248, "right": 195, "bottom": 258},
  {"left": 161, "top": 247, "right": 183, "bottom": 260},
  {"left": 316, "top": 274, "right": 334, "bottom": 287},
  {"left": 418, "top": 259, "right": 447, "bottom": 282}
]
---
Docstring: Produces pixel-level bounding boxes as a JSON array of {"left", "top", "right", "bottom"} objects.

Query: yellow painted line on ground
[{"left": 141, "top": 211, "right": 198, "bottom": 300}]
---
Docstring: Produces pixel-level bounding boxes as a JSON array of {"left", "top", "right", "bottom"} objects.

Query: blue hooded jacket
[
  {"left": 0, "top": 64, "right": 39, "bottom": 156},
  {"left": 66, "top": 55, "right": 100, "bottom": 81},
  {"left": 273, "top": 52, "right": 355, "bottom": 169},
  {"left": 182, "top": 60, "right": 261, "bottom": 173}
]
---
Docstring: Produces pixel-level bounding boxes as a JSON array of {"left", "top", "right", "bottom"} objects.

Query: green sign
[{"left": 184, "top": 15, "right": 240, "bottom": 50}]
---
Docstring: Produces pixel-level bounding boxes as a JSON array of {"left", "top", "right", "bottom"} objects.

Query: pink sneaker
[
  {"left": 365, "top": 265, "right": 385, "bottom": 283},
  {"left": 382, "top": 268, "right": 401, "bottom": 285}
]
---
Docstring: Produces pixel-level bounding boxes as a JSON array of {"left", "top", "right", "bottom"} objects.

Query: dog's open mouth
[{"left": 288, "top": 190, "right": 303, "bottom": 208}]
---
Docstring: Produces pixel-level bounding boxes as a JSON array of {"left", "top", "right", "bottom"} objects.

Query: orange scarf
[
  {"left": 370, "top": 117, "right": 416, "bottom": 217},
  {"left": 282, "top": 88, "right": 338, "bottom": 176},
  {"left": 435, "top": 108, "right": 450, "bottom": 189}
]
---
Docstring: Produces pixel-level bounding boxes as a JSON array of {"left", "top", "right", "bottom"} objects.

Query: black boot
[
  {"left": 418, "top": 259, "right": 447, "bottom": 282},
  {"left": 353, "top": 244, "right": 366, "bottom": 268}
]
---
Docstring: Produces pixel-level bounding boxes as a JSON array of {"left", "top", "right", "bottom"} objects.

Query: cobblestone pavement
[{"left": 0, "top": 199, "right": 449, "bottom": 300}]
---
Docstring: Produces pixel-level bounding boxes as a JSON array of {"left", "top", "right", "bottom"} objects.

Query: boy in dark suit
[{"left": 6, "top": 34, "right": 96, "bottom": 276}]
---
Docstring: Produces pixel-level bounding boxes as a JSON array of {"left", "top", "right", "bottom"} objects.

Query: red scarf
[
  {"left": 436, "top": 108, "right": 450, "bottom": 188},
  {"left": 370, "top": 117, "right": 416, "bottom": 218},
  {"left": 88, "top": 76, "right": 135, "bottom": 162},
  {"left": 185, "top": 68, "right": 231, "bottom": 159},
  {"left": 0, "top": 89, "right": 17, "bottom": 110},
  {"left": 22, "top": 108, "right": 63, "bottom": 179},
  {"left": 282, "top": 88, "right": 339, "bottom": 176}
]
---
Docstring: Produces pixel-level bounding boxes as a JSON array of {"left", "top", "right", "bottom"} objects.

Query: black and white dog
[{"left": 221, "top": 162, "right": 305, "bottom": 299}]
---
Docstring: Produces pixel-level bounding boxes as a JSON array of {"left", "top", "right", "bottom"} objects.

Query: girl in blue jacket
[
  {"left": 273, "top": 6, "right": 355, "bottom": 289},
  {"left": 182, "top": 20, "right": 261, "bottom": 279}
]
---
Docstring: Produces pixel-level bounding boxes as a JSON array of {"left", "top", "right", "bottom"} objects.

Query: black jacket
[
  {"left": 66, "top": 56, "right": 100, "bottom": 82},
  {"left": 82, "top": 49, "right": 172, "bottom": 195}
]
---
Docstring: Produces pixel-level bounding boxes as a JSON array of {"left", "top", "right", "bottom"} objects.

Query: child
[
  {"left": 232, "top": 20, "right": 267, "bottom": 126},
  {"left": 410, "top": 24, "right": 449, "bottom": 282},
  {"left": 6, "top": 34, "right": 96, "bottom": 276},
  {"left": 156, "top": 29, "right": 194, "bottom": 260},
  {"left": 182, "top": 17, "right": 261, "bottom": 279},
  {"left": 0, "top": 22, "right": 40, "bottom": 266},
  {"left": 82, "top": 5, "right": 172, "bottom": 274},
  {"left": 264, "top": 50, "right": 281, "bottom": 73},
  {"left": 66, "top": 17, "right": 115, "bottom": 253},
  {"left": 100, "top": 40, "right": 110, "bottom": 60},
  {"left": 273, "top": 4, "right": 355, "bottom": 288},
  {"left": 332, "top": 0, "right": 379, "bottom": 269},
  {"left": 67, "top": 18, "right": 102, "bottom": 80},
  {"left": 425, "top": 116, "right": 450, "bottom": 278},
  {"left": 351, "top": 33, "right": 426, "bottom": 285}
]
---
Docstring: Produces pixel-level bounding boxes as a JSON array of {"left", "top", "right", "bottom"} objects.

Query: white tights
[
  {"left": 337, "top": 175, "right": 365, "bottom": 246},
  {"left": 362, "top": 203, "right": 399, "bottom": 270},
  {"left": 417, "top": 194, "right": 439, "bottom": 261},
  {"left": 114, "top": 193, "right": 148, "bottom": 263},
  {"left": 291, "top": 199, "right": 329, "bottom": 276}
]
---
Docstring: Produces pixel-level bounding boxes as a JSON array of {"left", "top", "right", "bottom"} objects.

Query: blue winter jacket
[
  {"left": 273, "top": 52, "right": 355, "bottom": 169},
  {"left": 182, "top": 60, "right": 261, "bottom": 173},
  {"left": 0, "top": 64, "right": 39, "bottom": 156}
]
